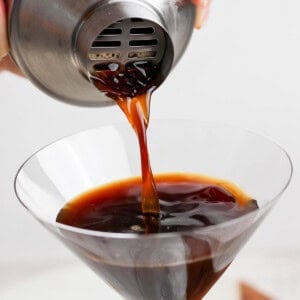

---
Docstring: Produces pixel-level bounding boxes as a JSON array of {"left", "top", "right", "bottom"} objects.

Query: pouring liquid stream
[{"left": 91, "top": 61, "right": 161, "bottom": 233}]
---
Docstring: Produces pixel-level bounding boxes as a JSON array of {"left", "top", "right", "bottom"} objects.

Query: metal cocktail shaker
[{"left": 8, "top": 0, "right": 195, "bottom": 106}]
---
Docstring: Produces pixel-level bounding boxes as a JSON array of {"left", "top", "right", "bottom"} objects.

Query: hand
[{"left": 0, "top": 0, "right": 23, "bottom": 75}]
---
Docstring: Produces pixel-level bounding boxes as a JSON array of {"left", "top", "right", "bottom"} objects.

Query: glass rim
[{"left": 14, "top": 119, "right": 293, "bottom": 240}]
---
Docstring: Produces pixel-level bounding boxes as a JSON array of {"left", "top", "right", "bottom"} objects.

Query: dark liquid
[
  {"left": 57, "top": 173, "right": 257, "bottom": 299},
  {"left": 92, "top": 61, "right": 161, "bottom": 231},
  {"left": 57, "top": 174, "right": 256, "bottom": 233}
]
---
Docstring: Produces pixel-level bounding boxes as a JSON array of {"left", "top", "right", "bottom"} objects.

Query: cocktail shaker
[{"left": 8, "top": 0, "right": 195, "bottom": 106}]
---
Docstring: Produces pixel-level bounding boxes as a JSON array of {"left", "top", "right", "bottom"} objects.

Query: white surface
[{"left": 1, "top": 0, "right": 300, "bottom": 298}]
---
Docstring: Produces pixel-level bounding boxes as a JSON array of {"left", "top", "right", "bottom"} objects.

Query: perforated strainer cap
[
  {"left": 75, "top": 2, "right": 176, "bottom": 98},
  {"left": 9, "top": 0, "right": 195, "bottom": 106},
  {"left": 88, "top": 18, "right": 167, "bottom": 72}
]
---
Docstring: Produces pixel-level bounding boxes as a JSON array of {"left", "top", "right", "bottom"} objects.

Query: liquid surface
[{"left": 57, "top": 173, "right": 257, "bottom": 234}]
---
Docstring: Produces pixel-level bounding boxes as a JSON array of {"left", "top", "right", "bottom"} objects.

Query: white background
[{"left": 1, "top": 0, "right": 300, "bottom": 298}]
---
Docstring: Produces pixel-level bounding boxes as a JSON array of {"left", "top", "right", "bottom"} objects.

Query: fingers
[
  {"left": 0, "top": 0, "right": 9, "bottom": 59},
  {"left": 192, "top": 0, "right": 211, "bottom": 29}
]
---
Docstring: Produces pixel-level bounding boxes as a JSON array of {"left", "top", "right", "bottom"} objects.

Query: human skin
[
  {"left": 0, "top": 0, "right": 211, "bottom": 75},
  {"left": 0, "top": 0, "right": 22, "bottom": 74}
]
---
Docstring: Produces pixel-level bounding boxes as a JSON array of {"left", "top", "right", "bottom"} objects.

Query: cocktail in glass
[{"left": 15, "top": 120, "right": 292, "bottom": 299}]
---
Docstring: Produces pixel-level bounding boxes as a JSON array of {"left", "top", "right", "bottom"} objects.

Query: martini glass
[{"left": 15, "top": 120, "right": 292, "bottom": 300}]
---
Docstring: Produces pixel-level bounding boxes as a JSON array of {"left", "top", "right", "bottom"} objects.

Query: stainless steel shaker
[{"left": 8, "top": 0, "right": 195, "bottom": 106}]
